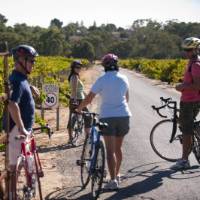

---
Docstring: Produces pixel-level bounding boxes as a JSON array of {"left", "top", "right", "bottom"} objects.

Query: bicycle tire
[
  {"left": 71, "top": 113, "right": 84, "bottom": 145},
  {"left": 15, "top": 156, "right": 31, "bottom": 200},
  {"left": 0, "top": 170, "right": 8, "bottom": 200},
  {"left": 91, "top": 140, "right": 105, "bottom": 200},
  {"left": 150, "top": 119, "right": 182, "bottom": 162},
  {"left": 80, "top": 135, "right": 91, "bottom": 188},
  {"left": 192, "top": 135, "right": 200, "bottom": 164},
  {"left": 33, "top": 152, "right": 43, "bottom": 200}
]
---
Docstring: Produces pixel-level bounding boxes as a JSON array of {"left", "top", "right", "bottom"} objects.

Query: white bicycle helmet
[{"left": 182, "top": 37, "right": 200, "bottom": 50}]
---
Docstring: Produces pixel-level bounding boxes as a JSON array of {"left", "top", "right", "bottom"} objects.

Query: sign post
[
  {"left": 42, "top": 84, "right": 59, "bottom": 109},
  {"left": 42, "top": 84, "right": 60, "bottom": 130}
]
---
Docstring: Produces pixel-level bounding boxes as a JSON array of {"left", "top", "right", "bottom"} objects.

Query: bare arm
[
  {"left": 8, "top": 101, "right": 26, "bottom": 134},
  {"left": 126, "top": 90, "right": 129, "bottom": 102},
  {"left": 77, "top": 92, "right": 96, "bottom": 112},
  {"left": 71, "top": 75, "right": 78, "bottom": 100},
  {"left": 30, "top": 85, "right": 40, "bottom": 98},
  {"left": 176, "top": 76, "right": 200, "bottom": 91}
]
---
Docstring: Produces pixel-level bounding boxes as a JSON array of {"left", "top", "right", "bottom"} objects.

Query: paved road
[{"left": 45, "top": 67, "right": 200, "bottom": 200}]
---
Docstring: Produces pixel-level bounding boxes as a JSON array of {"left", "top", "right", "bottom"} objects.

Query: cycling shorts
[{"left": 179, "top": 101, "right": 200, "bottom": 135}]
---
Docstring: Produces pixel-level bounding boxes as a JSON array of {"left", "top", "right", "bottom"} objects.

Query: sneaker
[
  {"left": 104, "top": 179, "right": 119, "bottom": 190},
  {"left": 170, "top": 159, "right": 190, "bottom": 170},
  {"left": 116, "top": 175, "right": 121, "bottom": 184}
]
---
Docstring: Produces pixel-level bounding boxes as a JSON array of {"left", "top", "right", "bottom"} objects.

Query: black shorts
[
  {"left": 100, "top": 117, "right": 130, "bottom": 137},
  {"left": 179, "top": 101, "right": 200, "bottom": 135}
]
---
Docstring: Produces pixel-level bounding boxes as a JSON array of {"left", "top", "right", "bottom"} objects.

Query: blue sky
[{"left": 1, "top": 0, "right": 200, "bottom": 28}]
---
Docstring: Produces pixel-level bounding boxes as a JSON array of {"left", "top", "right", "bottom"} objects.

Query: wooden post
[
  {"left": 41, "top": 107, "right": 44, "bottom": 120},
  {"left": 1, "top": 42, "right": 11, "bottom": 199},
  {"left": 56, "top": 106, "right": 60, "bottom": 131}
]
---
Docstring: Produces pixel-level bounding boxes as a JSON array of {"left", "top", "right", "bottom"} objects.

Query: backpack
[{"left": 188, "top": 60, "right": 200, "bottom": 73}]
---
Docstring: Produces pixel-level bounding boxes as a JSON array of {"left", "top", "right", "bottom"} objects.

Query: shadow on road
[
  {"left": 38, "top": 142, "right": 83, "bottom": 154},
  {"left": 44, "top": 161, "right": 200, "bottom": 200},
  {"left": 45, "top": 185, "right": 92, "bottom": 200},
  {"left": 104, "top": 162, "right": 200, "bottom": 200}
]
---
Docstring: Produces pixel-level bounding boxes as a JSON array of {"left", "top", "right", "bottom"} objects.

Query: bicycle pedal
[
  {"left": 76, "top": 160, "right": 81, "bottom": 166},
  {"left": 103, "top": 170, "right": 107, "bottom": 178},
  {"left": 38, "top": 171, "right": 44, "bottom": 177}
]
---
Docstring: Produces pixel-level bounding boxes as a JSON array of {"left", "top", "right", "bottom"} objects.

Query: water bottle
[
  {"left": 93, "top": 128, "right": 98, "bottom": 143},
  {"left": 27, "top": 154, "right": 34, "bottom": 173},
  {"left": 77, "top": 114, "right": 82, "bottom": 122}
]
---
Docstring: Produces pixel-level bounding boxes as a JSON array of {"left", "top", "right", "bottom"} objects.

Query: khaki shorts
[
  {"left": 8, "top": 126, "right": 24, "bottom": 165},
  {"left": 179, "top": 101, "right": 200, "bottom": 135},
  {"left": 100, "top": 117, "right": 130, "bottom": 137}
]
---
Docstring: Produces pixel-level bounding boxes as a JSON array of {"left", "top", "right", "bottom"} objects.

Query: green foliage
[
  {"left": 35, "top": 113, "right": 46, "bottom": 127},
  {"left": 1, "top": 12, "right": 200, "bottom": 59},
  {"left": 0, "top": 143, "right": 5, "bottom": 152},
  {"left": 120, "top": 58, "right": 187, "bottom": 83},
  {"left": 0, "top": 56, "right": 89, "bottom": 129}
]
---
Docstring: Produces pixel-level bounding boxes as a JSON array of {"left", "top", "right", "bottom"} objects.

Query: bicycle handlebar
[
  {"left": 74, "top": 111, "right": 108, "bottom": 129},
  {"left": 15, "top": 125, "right": 53, "bottom": 140},
  {"left": 74, "top": 110, "right": 99, "bottom": 117},
  {"left": 33, "top": 124, "right": 53, "bottom": 139},
  {"left": 152, "top": 96, "right": 178, "bottom": 118}
]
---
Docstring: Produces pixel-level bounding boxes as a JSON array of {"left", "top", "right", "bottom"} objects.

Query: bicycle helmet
[
  {"left": 12, "top": 44, "right": 38, "bottom": 61},
  {"left": 70, "top": 60, "right": 83, "bottom": 68},
  {"left": 101, "top": 53, "right": 118, "bottom": 68},
  {"left": 181, "top": 37, "right": 200, "bottom": 50}
]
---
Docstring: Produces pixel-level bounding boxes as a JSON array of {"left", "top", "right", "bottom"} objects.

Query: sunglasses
[
  {"left": 27, "top": 59, "right": 36, "bottom": 64},
  {"left": 75, "top": 66, "right": 81, "bottom": 69},
  {"left": 183, "top": 49, "right": 193, "bottom": 52}
]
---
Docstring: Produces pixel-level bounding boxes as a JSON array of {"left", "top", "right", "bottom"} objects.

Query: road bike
[
  {"left": 70, "top": 108, "right": 84, "bottom": 146},
  {"left": 66, "top": 95, "right": 85, "bottom": 146},
  {"left": 0, "top": 125, "right": 52, "bottom": 200},
  {"left": 76, "top": 112, "right": 107, "bottom": 200},
  {"left": 150, "top": 97, "right": 200, "bottom": 164},
  {"left": 15, "top": 124, "right": 53, "bottom": 200}
]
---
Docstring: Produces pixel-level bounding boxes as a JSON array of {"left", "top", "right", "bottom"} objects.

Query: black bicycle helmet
[
  {"left": 70, "top": 60, "right": 83, "bottom": 69},
  {"left": 12, "top": 44, "right": 38, "bottom": 61}
]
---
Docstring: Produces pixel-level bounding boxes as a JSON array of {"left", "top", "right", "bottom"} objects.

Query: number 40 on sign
[{"left": 42, "top": 84, "right": 59, "bottom": 109}]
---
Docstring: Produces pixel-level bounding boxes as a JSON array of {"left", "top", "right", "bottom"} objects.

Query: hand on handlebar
[
  {"left": 18, "top": 127, "right": 30, "bottom": 136},
  {"left": 175, "top": 83, "right": 184, "bottom": 92},
  {"left": 75, "top": 108, "right": 82, "bottom": 113}
]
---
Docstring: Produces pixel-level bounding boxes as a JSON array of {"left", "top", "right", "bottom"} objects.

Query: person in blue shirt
[
  {"left": 77, "top": 53, "right": 132, "bottom": 190},
  {"left": 6, "top": 45, "right": 39, "bottom": 171}
]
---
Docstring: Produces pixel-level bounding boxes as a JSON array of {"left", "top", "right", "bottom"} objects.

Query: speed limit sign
[{"left": 42, "top": 84, "right": 59, "bottom": 108}]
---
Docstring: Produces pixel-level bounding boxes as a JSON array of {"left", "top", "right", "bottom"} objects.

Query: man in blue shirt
[{"left": 7, "top": 45, "right": 39, "bottom": 169}]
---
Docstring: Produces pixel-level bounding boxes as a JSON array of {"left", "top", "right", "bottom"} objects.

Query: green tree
[
  {"left": 72, "top": 40, "right": 95, "bottom": 60},
  {"left": 50, "top": 18, "right": 63, "bottom": 29}
]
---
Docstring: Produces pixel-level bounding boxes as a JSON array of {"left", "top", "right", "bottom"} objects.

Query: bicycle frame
[
  {"left": 152, "top": 97, "right": 179, "bottom": 143},
  {"left": 151, "top": 96, "right": 200, "bottom": 163},
  {"left": 89, "top": 126, "right": 101, "bottom": 174},
  {"left": 15, "top": 132, "right": 43, "bottom": 200}
]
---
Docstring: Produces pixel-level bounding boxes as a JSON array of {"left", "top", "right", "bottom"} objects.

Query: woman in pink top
[{"left": 171, "top": 37, "right": 200, "bottom": 170}]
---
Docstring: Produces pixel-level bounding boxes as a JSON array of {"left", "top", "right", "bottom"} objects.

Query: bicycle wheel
[
  {"left": 150, "top": 119, "right": 182, "bottom": 162},
  {"left": 0, "top": 170, "right": 8, "bottom": 200},
  {"left": 33, "top": 152, "right": 43, "bottom": 200},
  {"left": 192, "top": 135, "right": 200, "bottom": 164},
  {"left": 71, "top": 114, "right": 84, "bottom": 146},
  {"left": 16, "top": 156, "right": 32, "bottom": 200},
  {"left": 91, "top": 140, "right": 105, "bottom": 200},
  {"left": 80, "top": 135, "right": 91, "bottom": 188}
]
